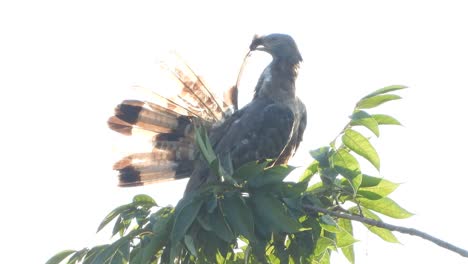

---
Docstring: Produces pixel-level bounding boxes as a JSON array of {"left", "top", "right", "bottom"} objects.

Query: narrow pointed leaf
[
  {"left": 97, "top": 204, "right": 133, "bottom": 233},
  {"left": 338, "top": 218, "right": 355, "bottom": 263},
  {"left": 358, "top": 197, "right": 413, "bottom": 219},
  {"left": 342, "top": 129, "right": 380, "bottom": 170},
  {"left": 141, "top": 208, "right": 174, "bottom": 264},
  {"left": 359, "top": 175, "right": 399, "bottom": 197},
  {"left": 248, "top": 164, "right": 294, "bottom": 188},
  {"left": 171, "top": 198, "right": 204, "bottom": 242},
  {"left": 299, "top": 161, "right": 319, "bottom": 183},
  {"left": 221, "top": 192, "right": 255, "bottom": 240},
  {"left": 251, "top": 193, "right": 302, "bottom": 233},
  {"left": 356, "top": 94, "right": 402, "bottom": 109},
  {"left": 233, "top": 160, "right": 267, "bottom": 182},
  {"left": 133, "top": 194, "right": 157, "bottom": 207},
  {"left": 372, "top": 114, "right": 402, "bottom": 125},
  {"left": 350, "top": 207, "right": 399, "bottom": 243},
  {"left": 362, "top": 85, "right": 407, "bottom": 99},
  {"left": 332, "top": 149, "right": 362, "bottom": 192},
  {"left": 350, "top": 111, "right": 379, "bottom": 137},
  {"left": 310, "top": 147, "right": 331, "bottom": 167},
  {"left": 46, "top": 250, "right": 76, "bottom": 264}
]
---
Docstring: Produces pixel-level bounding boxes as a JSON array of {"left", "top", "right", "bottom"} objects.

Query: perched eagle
[{"left": 108, "top": 33, "right": 307, "bottom": 194}]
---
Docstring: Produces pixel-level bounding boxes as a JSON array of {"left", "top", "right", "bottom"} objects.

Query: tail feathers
[
  {"left": 160, "top": 52, "right": 226, "bottom": 122},
  {"left": 114, "top": 153, "right": 194, "bottom": 187},
  {"left": 108, "top": 99, "right": 193, "bottom": 136}
]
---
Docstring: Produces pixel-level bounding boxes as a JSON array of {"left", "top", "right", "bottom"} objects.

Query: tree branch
[{"left": 304, "top": 204, "right": 468, "bottom": 258}]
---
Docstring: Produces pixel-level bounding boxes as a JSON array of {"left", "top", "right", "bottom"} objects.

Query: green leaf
[
  {"left": 67, "top": 248, "right": 89, "bottom": 264},
  {"left": 358, "top": 197, "right": 413, "bottom": 219},
  {"left": 90, "top": 236, "right": 131, "bottom": 264},
  {"left": 184, "top": 234, "right": 198, "bottom": 257},
  {"left": 171, "top": 197, "right": 204, "bottom": 243},
  {"left": 356, "top": 94, "right": 402, "bottom": 109},
  {"left": 46, "top": 250, "right": 76, "bottom": 264},
  {"left": 332, "top": 149, "right": 362, "bottom": 192},
  {"left": 299, "top": 161, "right": 318, "bottom": 183},
  {"left": 133, "top": 194, "right": 157, "bottom": 207},
  {"left": 362, "top": 85, "right": 407, "bottom": 99},
  {"left": 314, "top": 237, "right": 334, "bottom": 256},
  {"left": 232, "top": 160, "right": 267, "bottom": 181},
  {"left": 350, "top": 110, "right": 379, "bottom": 137},
  {"left": 359, "top": 175, "right": 399, "bottom": 198},
  {"left": 372, "top": 114, "right": 402, "bottom": 126},
  {"left": 82, "top": 245, "right": 107, "bottom": 264},
  {"left": 197, "top": 208, "right": 235, "bottom": 242},
  {"left": 221, "top": 192, "right": 255, "bottom": 240},
  {"left": 141, "top": 208, "right": 174, "bottom": 264},
  {"left": 195, "top": 125, "right": 216, "bottom": 164},
  {"left": 97, "top": 204, "right": 133, "bottom": 233},
  {"left": 319, "top": 215, "right": 339, "bottom": 233},
  {"left": 251, "top": 193, "right": 302, "bottom": 233},
  {"left": 336, "top": 219, "right": 358, "bottom": 248},
  {"left": 341, "top": 245, "right": 355, "bottom": 264},
  {"left": 248, "top": 164, "right": 294, "bottom": 188},
  {"left": 338, "top": 219, "right": 355, "bottom": 263},
  {"left": 342, "top": 129, "right": 380, "bottom": 170},
  {"left": 350, "top": 207, "right": 399, "bottom": 243},
  {"left": 310, "top": 147, "right": 331, "bottom": 167}
]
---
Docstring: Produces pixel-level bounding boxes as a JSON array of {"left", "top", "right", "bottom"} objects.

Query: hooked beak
[{"left": 249, "top": 34, "right": 266, "bottom": 52}]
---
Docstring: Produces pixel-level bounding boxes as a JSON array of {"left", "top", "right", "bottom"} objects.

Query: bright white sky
[{"left": 1, "top": 1, "right": 468, "bottom": 263}]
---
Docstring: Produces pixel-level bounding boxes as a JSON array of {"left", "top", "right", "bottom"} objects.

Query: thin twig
[{"left": 304, "top": 204, "right": 468, "bottom": 258}]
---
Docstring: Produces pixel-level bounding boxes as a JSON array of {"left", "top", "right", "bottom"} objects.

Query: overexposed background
[{"left": 1, "top": 1, "right": 468, "bottom": 263}]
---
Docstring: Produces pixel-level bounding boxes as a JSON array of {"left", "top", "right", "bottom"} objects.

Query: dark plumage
[{"left": 108, "top": 34, "right": 307, "bottom": 193}]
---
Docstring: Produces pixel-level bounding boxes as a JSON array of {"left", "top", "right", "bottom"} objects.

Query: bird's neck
[{"left": 254, "top": 57, "right": 300, "bottom": 102}]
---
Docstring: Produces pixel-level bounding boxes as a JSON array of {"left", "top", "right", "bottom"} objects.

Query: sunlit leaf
[
  {"left": 336, "top": 219, "right": 357, "bottom": 248},
  {"left": 358, "top": 197, "right": 413, "bottom": 219},
  {"left": 133, "top": 194, "right": 157, "bottom": 207},
  {"left": 359, "top": 175, "right": 399, "bottom": 198},
  {"left": 299, "top": 161, "right": 319, "bottom": 183},
  {"left": 45, "top": 250, "right": 76, "bottom": 264},
  {"left": 372, "top": 114, "right": 402, "bottom": 126},
  {"left": 338, "top": 218, "right": 355, "bottom": 263},
  {"left": 350, "top": 207, "right": 399, "bottom": 243},
  {"left": 314, "top": 237, "right": 334, "bottom": 256},
  {"left": 319, "top": 215, "right": 339, "bottom": 233},
  {"left": 362, "top": 85, "right": 407, "bottom": 99},
  {"left": 342, "top": 129, "right": 380, "bottom": 170},
  {"left": 332, "top": 149, "right": 362, "bottom": 192},
  {"left": 350, "top": 110, "right": 379, "bottom": 137},
  {"left": 356, "top": 94, "right": 402, "bottom": 109}
]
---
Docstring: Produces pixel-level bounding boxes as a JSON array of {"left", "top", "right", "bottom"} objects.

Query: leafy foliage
[{"left": 48, "top": 85, "right": 410, "bottom": 264}]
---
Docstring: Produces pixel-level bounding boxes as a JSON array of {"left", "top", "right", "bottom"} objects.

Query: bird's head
[{"left": 249, "top": 33, "right": 302, "bottom": 65}]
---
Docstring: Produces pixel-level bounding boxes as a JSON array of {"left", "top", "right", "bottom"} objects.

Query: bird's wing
[{"left": 185, "top": 98, "right": 296, "bottom": 192}]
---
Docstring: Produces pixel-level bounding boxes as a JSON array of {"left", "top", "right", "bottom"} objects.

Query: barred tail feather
[
  {"left": 114, "top": 145, "right": 196, "bottom": 186},
  {"left": 117, "top": 160, "right": 194, "bottom": 187},
  {"left": 109, "top": 52, "right": 242, "bottom": 187},
  {"left": 108, "top": 99, "right": 193, "bottom": 136}
]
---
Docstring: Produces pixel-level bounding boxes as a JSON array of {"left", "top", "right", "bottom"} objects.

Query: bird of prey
[{"left": 108, "top": 33, "right": 307, "bottom": 194}]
